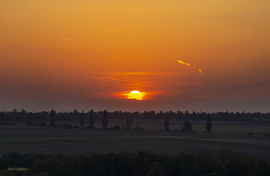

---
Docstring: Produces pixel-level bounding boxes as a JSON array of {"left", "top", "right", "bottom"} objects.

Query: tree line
[
  {"left": 0, "top": 149, "right": 269, "bottom": 176},
  {"left": 1, "top": 109, "right": 269, "bottom": 123},
  {"left": 8, "top": 109, "right": 214, "bottom": 133}
]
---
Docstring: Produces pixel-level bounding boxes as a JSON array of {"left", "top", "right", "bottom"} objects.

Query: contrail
[{"left": 174, "top": 59, "right": 202, "bottom": 73}]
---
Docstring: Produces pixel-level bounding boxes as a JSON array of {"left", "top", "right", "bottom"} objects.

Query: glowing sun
[{"left": 128, "top": 91, "right": 143, "bottom": 100}]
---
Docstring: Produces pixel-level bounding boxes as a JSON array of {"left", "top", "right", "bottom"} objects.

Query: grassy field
[{"left": 0, "top": 120, "right": 270, "bottom": 159}]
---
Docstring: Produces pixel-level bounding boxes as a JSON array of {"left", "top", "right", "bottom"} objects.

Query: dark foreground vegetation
[{"left": 0, "top": 150, "right": 269, "bottom": 176}]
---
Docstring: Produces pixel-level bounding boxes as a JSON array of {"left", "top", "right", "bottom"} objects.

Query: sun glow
[{"left": 128, "top": 91, "right": 143, "bottom": 100}]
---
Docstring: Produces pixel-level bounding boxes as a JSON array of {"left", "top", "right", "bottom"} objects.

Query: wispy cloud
[
  {"left": 94, "top": 72, "right": 181, "bottom": 81},
  {"left": 107, "top": 72, "right": 178, "bottom": 76},
  {"left": 92, "top": 72, "right": 175, "bottom": 100},
  {"left": 174, "top": 59, "right": 202, "bottom": 73},
  {"left": 175, "top": 59, "right": 191, "bottom": 66}
]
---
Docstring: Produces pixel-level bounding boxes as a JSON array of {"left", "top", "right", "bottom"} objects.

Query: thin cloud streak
[
  {"left": 103, "top": 72, "right": 181, "bottom": 76},
  {"left": 174, "top": 59, "right": 202, "bottom": 73}
]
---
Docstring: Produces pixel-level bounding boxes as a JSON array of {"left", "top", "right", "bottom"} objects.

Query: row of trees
[
  {"left": 25, "top": 109, "right": 213, "bottom": 133},
  {"left": 1, "top": 109, "right": 269, "bottom": 122},
  {"left": 0, "top": 150, "right": 269, "bottom": 176}
]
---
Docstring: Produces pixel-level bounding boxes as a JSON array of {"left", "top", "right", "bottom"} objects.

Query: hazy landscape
[
  {"left": 1, "top": 0, "right": 270, "bottom": 175},
  {"left": 1, "top": 117, "right": 270, "bottom": 159},
  {"left": 1, "top": 115, "right": 270, "bottom": 175}
]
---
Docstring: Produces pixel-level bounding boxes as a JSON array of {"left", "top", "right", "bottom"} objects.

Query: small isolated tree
[
  {"left": 50, "top": 109, "right": 55, "bottom": 127},
  {"left": 164, "top": 116, "right": 169, "bottom": 131},
  {"left": 126, "top": 118, "right": 134, "bottom": 131},
  {"left": 181, "top": 121, "right": 193, "bottom": 132},
  {"left": 102, "top": 110, "right": 108, "bottom": 130},
  {"left": 206, "top": 114, "right": 212, "bottom": 133},
  {"left": 25, "top": 112, "right": 34, "bottom": 126},
  {"left": 89, "top": 110, "right": 94, "bottom": 130},
  {"left": 80, "top": 111, "right": 84, "bottom": 129}
]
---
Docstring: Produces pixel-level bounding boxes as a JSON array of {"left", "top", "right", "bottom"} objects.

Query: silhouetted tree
[
  {"left": 126, "top": 118, "right": 134, "bottom": 131},
  {"left": 0, "top": 112, "right": 5, "bottom": 125},
  {"left": 80, "top": 111, "right": 84, "bottom": 129},
  {"left": 25, "top": 112, "right": 34, "bottom": 126},
  {"left": 164, "top": 116, "right": 169, "bottom": 131},
  {"left": 181, "top": 121, "right": 193, "bottom": 132},
  {"left": 102, "top": 110, "right": 108, "bottom": 130},
  {"left": 206, "top": 114, "right": 212, "bottom": 133},
  {"left": 73, "top": 109, "right": 78, "bottom": 115},
  {"left": 50, "top": 109, "right": 55, "bottom": 127},
  {"left": 146, "top": 162, "right": 165, "bottom": 176},
  {"left": 89, "top": 110, "right": 94, "bottom": 130}
]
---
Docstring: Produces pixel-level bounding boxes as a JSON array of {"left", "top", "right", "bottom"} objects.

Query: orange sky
[{"left": 1, "top": 0, "right": 270, "bottom": 112}]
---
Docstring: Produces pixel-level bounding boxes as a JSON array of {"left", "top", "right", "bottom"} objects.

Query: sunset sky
[{"left": 1, "top": 0, "right": 270, "bottom": 113}]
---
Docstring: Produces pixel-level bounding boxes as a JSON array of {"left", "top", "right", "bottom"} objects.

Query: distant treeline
[
  {"left": 0, "top": 109, "right": 269, "bottom": 122},
  {"left": 0, "top": 149, "right": 269, "bottom": 176}
]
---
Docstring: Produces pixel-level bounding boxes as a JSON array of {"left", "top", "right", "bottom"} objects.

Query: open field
[{"left": 1, "top": 120, "right": 270, "bottom": 159}]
